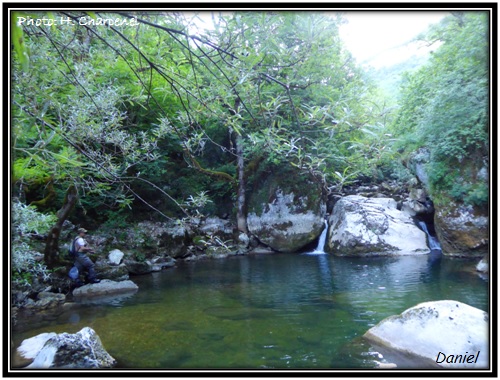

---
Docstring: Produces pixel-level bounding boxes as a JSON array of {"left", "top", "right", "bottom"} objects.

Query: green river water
[{"left": 12, "top": 252, "right": 488, "bottom": 370}]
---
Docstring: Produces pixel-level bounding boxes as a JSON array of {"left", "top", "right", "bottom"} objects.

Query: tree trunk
[
  {"left": 236, "top": 134, "right": 248, "bottom": 234},
  {"left": 44, "top": 185, "right": 78, "bottom": 268}
]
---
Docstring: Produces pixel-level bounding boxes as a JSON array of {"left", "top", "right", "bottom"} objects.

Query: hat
[{"left": 77, "top": 228, "right": 88, "bottom": 233}]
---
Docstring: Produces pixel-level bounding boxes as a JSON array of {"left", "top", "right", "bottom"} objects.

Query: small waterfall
[
  {"left": 418, "top": 221, "right": 441, "bottom": 251},
  {"left": 312, "top": 220, "right": 328, "bottom": 254}
]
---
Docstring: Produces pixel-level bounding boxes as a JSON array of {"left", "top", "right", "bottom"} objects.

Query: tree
[{"left": 11, "top": 10, "right": 381, "bottom": 249}]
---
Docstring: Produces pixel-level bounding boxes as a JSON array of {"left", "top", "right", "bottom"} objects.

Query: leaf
[
  {"left": 85, "top": 11, "right": 98, "bottom": 20},
  {"left": 11, "top": 12, "right": 29, "bottom": 70}
]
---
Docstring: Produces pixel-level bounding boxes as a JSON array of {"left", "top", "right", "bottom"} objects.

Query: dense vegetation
[
  {"left": 11, "top": 11, "right": 489, "bottom": 283},
  {"left": 392, "top": 12, "right": 489, "bottom": 208}
]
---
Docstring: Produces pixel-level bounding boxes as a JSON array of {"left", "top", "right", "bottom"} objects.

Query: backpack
[{"left": 68, "top": 237, "right": 79, "bottom": 257}]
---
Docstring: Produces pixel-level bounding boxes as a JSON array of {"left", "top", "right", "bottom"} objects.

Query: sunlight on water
[{"left": 12, "top": 254, "right": 488, "bottom": 369}]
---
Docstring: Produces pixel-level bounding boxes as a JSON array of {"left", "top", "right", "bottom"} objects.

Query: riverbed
[{"left": 12, "top": 252, "right": 488, "bottom": 369}]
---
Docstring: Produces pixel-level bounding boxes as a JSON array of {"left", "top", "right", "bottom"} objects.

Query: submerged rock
[
  {"left": 327, "top": 195, "right": 429, "bottom": 256},
  {"left": 72, "top": 279, "right": 138, "bottom": 298},
  {"left": 363, "top": 300, "right": 488, "bottom": 369},
  {"left": 18, "top": 327, "right": 116, "bottom": 368}
]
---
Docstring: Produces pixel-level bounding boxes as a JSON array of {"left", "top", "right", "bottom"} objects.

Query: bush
[{"left": 11, "top": 201, "right": 55, "bottom": 289}]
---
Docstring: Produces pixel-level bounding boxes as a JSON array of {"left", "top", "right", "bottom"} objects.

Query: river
[{"left": 12, "top": 252, "right": 488, "bottom": 369}]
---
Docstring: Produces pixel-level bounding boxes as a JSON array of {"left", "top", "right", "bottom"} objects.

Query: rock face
[
  {"left": 247, "top": 187, "right": 326, "bottom": 252},
  {"left": 72, "top": 279, "right": 138, "bottom": 298},
  {"left": 327, "top": 195, "right": 429, "bottom": 256},
  {"left": 363, "top": 300, "right": 489, "bottom": 369},
  {"left": 434, "top": 202, "right": 488, "bottom": 257},
  {"left": 18, "top": 327, "right": 116, "bottom": 369}
]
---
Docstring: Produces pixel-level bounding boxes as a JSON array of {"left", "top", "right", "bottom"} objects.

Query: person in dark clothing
[{"left": 74, "top": 228, "right": 100, "bottom": 284}]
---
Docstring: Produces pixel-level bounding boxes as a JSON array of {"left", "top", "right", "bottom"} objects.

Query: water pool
[{"left": 11, "top": 252, "right": 489, "bottom": 369}]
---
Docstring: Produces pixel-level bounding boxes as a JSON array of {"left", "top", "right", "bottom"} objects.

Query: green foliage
[
  {"left": 392, "top": 12, "right": 489, "bottom": 208},
  {"left": 11, "top": 10, "right": 416, "bottom": 229},
  {"left": 134, "top": 252, "right": 146, "bottom": 263},
  {"left": 11, "top": 201, "right": 55, "bottom": 288}
]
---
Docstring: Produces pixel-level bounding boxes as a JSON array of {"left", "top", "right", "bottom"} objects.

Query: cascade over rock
[
  {"left": 326, "top": 195, "right": 429, "bottom": 256},
  {"left": 363, "top": 300, "right": 488, "bottom": 369},
  {"left": 247, "top": 169, "right": 326, "bottom": 253},
  {"left": 434, "top": 202, "right": 488, "bottom": 257}
]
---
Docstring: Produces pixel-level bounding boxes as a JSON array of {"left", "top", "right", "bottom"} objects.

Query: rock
[
  {"left": 247, "top": 189, "right": 325, "bottom": 252},
  {"left": 95, "top": 260, "right": 129, "bottom": 281},
  {"left": 401, "top": 199, "right": 433, "bottom": 217},
  {"left": 18, "top": 332, "right": 57, "bottom": 361},
  {"left": 18, "top": 327, "right": 116, "bottom": 369},
  {"left": 327, "top": 195, "right": 429, "bottom": 256},
  {"left": 409, "top": 188, "right": 427, "bottom": 203},
  {"left": 363, "top": 300, "right": 488, "bottom": 369},
  {"left": 72, "top": 279, "right": 138, "bottom": 298},
  {"left": 108, "top": 221, "right": 191, "bottom": 259},
  {"left": 199, "top": 217, "right": 234, "bottom": 240},
  {"left": 33, "top": 292, "right": 66, "bottom": 310},
  {"left": 238, "top": 233, "right": 250, "bottom": 248},
  {"left": 150, "top": 256, "right": 176, "bottom": 271},
  {"left": 108, "top": 249, "right": 124, "bottom": 265},
  {"left": 476, "top": 257, "right": 488, "bottom": 273},
  {"left": 375, "top": 362, "right": 398, "bottom": 369},
  {"left": 408, "top": 148, "right": 431, "bottom": 189},
  {"left": 248, "top": 246, "right": 276, "bottom": 255},
  {"left": 401, "top": 188, "right": 434, "bottom": 217},
  {"left": 247, "top": 170, "right": 325, "bottom": 253},
  {"left": 124, "top": 259, "right": 153, "bottom": 275},
  {"left": 434, "top": 202, "right": 488, "bottom": 257}
]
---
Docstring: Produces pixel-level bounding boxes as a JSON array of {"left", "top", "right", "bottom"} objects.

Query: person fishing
[{"left": 72, "top": 228, "right": 100, "bottom": 284}]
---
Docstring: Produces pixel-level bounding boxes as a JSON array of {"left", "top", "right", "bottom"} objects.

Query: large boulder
[
  {"left": 327, "top": 195, "right": 429, "bottom": 256},
  {"left": 18, "top": 327, "right": 116, "bottom": 368},
  {"left": 363, "top": 300, "right": 488, "bottom": 369},
  {"left": 434, "top": 202, "right": 488, "bottom": 257},
  {"left": 72, "top": 279, "right": 138, "bottom": 298},
  {"left": 247, "top": 171, "right": 326, "bottom": 253}
]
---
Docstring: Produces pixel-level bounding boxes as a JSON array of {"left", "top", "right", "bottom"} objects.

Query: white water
[
  {"left": 418, "top": 221, "right": 442, "bottom": 251},
  {"left": 308, "top": 220, "right": 328, "bottom": 255}
]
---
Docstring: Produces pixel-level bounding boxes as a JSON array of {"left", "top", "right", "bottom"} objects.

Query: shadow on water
[{"left": 12, "top": 252, "right": 488, "bottom": 369}]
